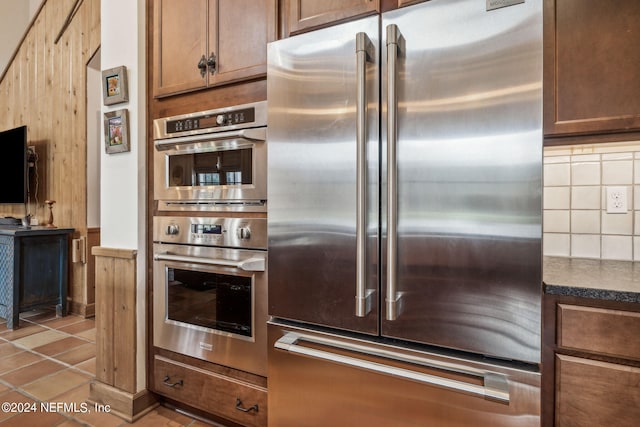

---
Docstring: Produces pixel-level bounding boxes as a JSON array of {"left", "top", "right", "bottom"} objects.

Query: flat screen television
[{"left": 0, "top": 125, "right": 27, "bottom": 204}]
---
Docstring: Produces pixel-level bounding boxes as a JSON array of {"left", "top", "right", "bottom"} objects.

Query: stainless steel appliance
[
  {"left": 153, "top": 216, "right": 268, "bottom": 376},
  {"left": 153, "top": 101, "right": 267, "bottom": 212},
  {"left": 267, "top": 0, "right": 542, "bottom": 425}
]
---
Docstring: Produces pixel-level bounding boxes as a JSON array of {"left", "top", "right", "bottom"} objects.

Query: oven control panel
[
  {"left": 153, "top": 101, "right": 267, "bottom": 140},
  {"left": 166, "top": 107, "right": 255, "bottom": 134},
  {"left": 153, "top": 216, "right": 267, "bottom": 250}
]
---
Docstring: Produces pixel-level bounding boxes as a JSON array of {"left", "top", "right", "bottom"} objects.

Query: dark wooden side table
[{"left": 0, "top": 226, "right": 74, "bottom": 329}]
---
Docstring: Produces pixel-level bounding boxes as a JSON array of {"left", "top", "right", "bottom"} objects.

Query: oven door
[
  {"left": 154, "top": 128, "right": 267, "bottom": 211},
  {"left": 153, "top": 243, "right": 267, "bottom": 376}
]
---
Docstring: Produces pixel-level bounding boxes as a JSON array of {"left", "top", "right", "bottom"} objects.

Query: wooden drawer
[
  {"left": 153, "top": 355, "right": 267, "bottom": 426},
  {"left": 557, "top": 304, "right": 640, "bottom": 360},
  {"left": 555, "top": 355, "right": 640, "bottom": 426}
]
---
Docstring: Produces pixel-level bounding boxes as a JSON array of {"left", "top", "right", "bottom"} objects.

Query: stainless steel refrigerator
[{"left": 267, "top": 0, "right": 542, "bottom": 425}]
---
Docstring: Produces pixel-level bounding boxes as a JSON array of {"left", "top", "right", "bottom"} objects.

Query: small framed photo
[
  {"left": 103, "top": 109, "right": 130, "bottom": 154},
  {"left": 102, "top": 66, "right": 128, "bottom": 105}
]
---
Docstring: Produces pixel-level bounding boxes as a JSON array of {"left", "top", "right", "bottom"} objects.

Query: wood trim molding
[
  {"left": 68, "top": 299, "right": 95, "bottom": 318},
  {"left": 89, "top": 381, "right": 158, "bottom": 423},
  {"left": 94, "top": 247, "right": 138, "bottom": 394},
  {"left": 92, "top": 247, "right": 137, "bottom": 259}
]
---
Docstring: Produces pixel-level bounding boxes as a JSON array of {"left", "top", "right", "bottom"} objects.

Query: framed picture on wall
[
  {"left": 102, "top": 65, "right": 128, "bottom": 105},
  {"left": 103, "top": 109, "right": 130, "bottom": 154}
]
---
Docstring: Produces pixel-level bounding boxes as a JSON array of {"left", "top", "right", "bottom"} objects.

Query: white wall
[
  {"left": 87, "top": 50, "right": 101, "bottom": 228},
  {"left": 0, "top": 0, "right": 30, "bottom": 76},
  {"left": 28, "top": 0, "right": 42, "bottom": 17},
  {"left": 100, "top": 0, "right": 146, "bottom": 392}
]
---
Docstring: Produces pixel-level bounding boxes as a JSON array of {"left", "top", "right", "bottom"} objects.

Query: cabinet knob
[
  {"left": 207, "top": 52, "right": 217, "bottom": 75},
  {"left": 197, "top": 55, "right": 207, "bottom": 77}
]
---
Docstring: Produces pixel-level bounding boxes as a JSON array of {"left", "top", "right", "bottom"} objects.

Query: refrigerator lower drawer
[{"left": 268, "top": 322, "right": 540, "bottom": 427}]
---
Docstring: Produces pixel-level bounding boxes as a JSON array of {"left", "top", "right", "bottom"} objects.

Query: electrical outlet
[
  {"left": 27, "top": 146, "right": 36, "bottom": 167},
  {"left": 606, "top": 186, "right": 628, "bottom": 214}
]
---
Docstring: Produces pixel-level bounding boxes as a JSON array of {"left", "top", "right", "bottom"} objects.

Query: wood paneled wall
[{"left": 0, "top": 0, "right": 100, "bottom": 315}]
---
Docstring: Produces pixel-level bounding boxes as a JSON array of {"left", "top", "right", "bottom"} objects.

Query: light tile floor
[{"left": 0, "top": 309, "right": 216, "bottom": 426}]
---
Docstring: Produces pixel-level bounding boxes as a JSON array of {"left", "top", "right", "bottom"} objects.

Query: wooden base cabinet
[
  {"left": 555, "top": 355, "right": 640, "bottom": 427},
  {"left": 543, "top": 297, "right": 640, "bottom": 426},
  {"left": 153, "top": 355, "right": 267, "bottom": 427}
]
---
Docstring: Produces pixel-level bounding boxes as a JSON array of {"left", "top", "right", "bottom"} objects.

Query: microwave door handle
[
  {"left": 355, "top": 32, "right": 375, "bottom": 318},
  {"left": 154, "top": 127, "right": 266, "bottom": 150},
  {"left": 153, "top": 252, "right": 265, "bottom": 272},
  {"left": 385, "top": 24, "right": 404, "bottom": 321},
  {"left": 275, "top": 332, "right": 510, "bottom": 403}
]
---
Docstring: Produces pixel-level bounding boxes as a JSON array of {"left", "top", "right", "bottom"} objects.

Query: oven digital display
[{"left": 192, "top": 224, "right": 222, "bottom": 234}]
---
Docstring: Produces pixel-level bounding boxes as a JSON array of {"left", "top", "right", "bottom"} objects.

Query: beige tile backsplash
[{"left": 543, "top": 141, "right": 640, "bottom": 261}]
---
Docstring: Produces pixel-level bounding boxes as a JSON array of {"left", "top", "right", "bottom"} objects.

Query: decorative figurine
[{"left": 45, "top": 199, "right": 56, "bottom": 228}]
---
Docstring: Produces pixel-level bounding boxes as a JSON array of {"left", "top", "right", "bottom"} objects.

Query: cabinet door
[
  {"left": 153, "top": 0, "right": 209, "bottom": 97},
  {"left": 544, "top": 0, "right": 640, "bottom": 136},
  {"left": 555, "top": 355, "right": 640, "bottom": 427},
  {"left": 210, "top": 0, "right": 275, "bottom": 86},
  {"left": 286, "top": 0, "right": 379, "bottom": 35}
]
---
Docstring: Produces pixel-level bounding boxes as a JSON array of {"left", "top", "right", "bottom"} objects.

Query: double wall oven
[{"left": 152, "top": 102, "right": 268, "bottom": 377}]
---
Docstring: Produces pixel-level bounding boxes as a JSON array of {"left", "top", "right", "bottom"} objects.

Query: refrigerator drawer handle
[
  {"left": 355, "top": 32, "right": 375, "bottom": 318},
  {"left": 154, "top": 127, "right": 266, "bottom": 151},
  {"left": 274, "top": 332, "right": 510, "bottom": 403},
  {"left": 153, "top": 253, "right": 265, "bottom": 272}
]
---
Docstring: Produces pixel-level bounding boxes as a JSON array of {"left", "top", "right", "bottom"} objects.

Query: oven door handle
[
  {"left": 153, "top": 252, "right": 265, "bottom": 272},
  {"left": 154, "top": 127, "right": 266, "bottom": 151}
]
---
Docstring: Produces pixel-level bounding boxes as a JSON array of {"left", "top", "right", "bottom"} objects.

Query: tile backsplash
[{"left": 543, "top": 141, "right": 640, "bottom": 261}]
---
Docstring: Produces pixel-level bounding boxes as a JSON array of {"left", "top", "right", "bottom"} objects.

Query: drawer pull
[
  {"left": 163, "top": 376, "right": 184, "bottom": 388},
  {"left": 235, "top": 398, "right": 259, "bottom": 413}
]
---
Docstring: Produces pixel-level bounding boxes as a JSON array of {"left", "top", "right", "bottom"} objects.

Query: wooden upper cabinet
[
  {"left": 285, "top": 0, "right": 380, "bottom": 36},
  {"left": 544, "top": 0, "right": 640, "bottom": 137},
  {"left": 153, "top": 0, "right": 208, "bottom": 96},
  {"left": 153, "top": 0, "right": 276, "bottom": 98}
]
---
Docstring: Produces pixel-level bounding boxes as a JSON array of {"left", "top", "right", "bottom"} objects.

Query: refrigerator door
[
  {"left": 381, "top": 0, "right": 543, "bottom": 363},
  {"left": 267, "top": 17, "right": 380, "bottom": 334}
]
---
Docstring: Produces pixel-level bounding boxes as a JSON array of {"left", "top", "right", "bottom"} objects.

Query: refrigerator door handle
[
  {"left": 355, "top": 32, "right": 375, "bottom": 318},
  {"left": 274, "top": 331, "right": 510, "bottom": 403},
  {"left": 385, "top": 24, "right": 404, "bottom": 321}
]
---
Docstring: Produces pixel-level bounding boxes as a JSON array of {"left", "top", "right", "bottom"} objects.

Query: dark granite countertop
[{"left": 543, "top": 256, "right": 640, "bottom": 303}]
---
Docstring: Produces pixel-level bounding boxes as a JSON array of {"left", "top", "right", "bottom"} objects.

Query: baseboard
[
  {"left": 88, "top": 381, "right": 158, "bottom": 423},
  {"left": 67, "top": 300, "right": 95, "bottom": 318}
]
